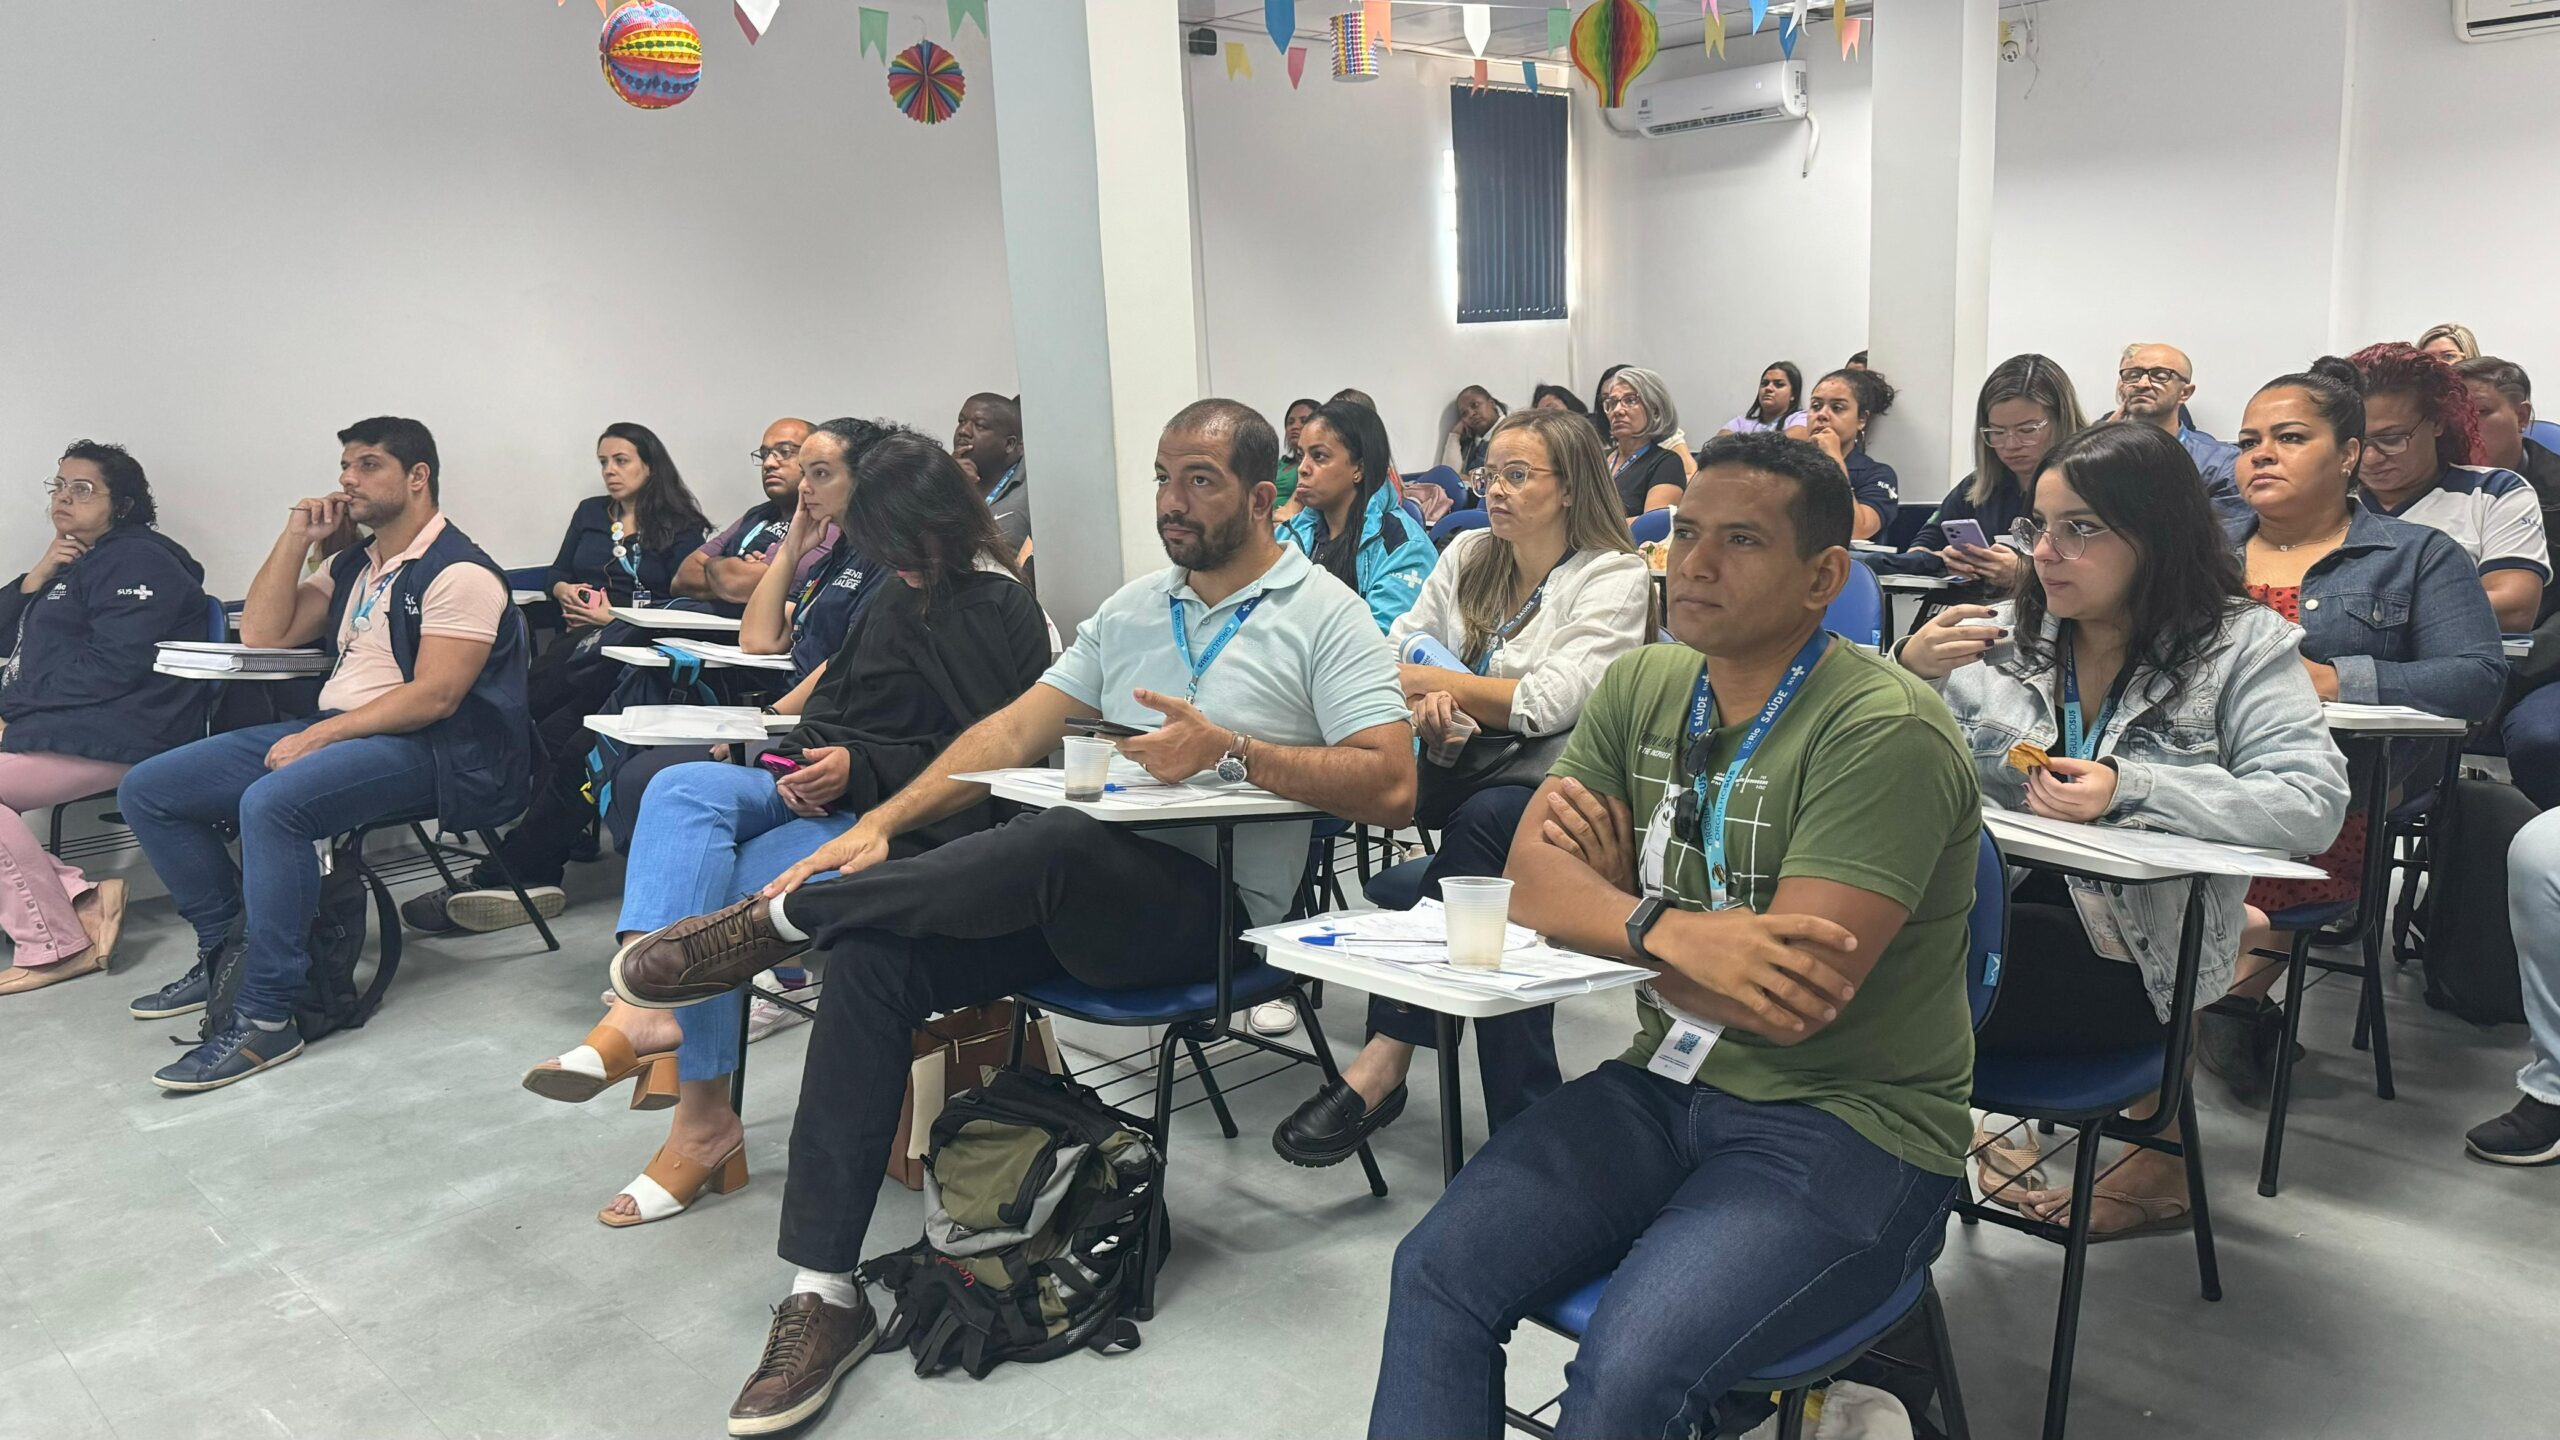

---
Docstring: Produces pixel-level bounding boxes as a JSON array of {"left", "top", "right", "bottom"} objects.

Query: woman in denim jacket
[
  {"left": 2199, "top": 360, "right": 2505, "bottom": 1098},
  {"left": 1899, "top": 422, "right": 2348, "bottom": 1238}
]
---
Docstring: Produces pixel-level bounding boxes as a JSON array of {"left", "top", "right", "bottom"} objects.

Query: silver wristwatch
[{"left": 1216, "top": 731, "right": 1252, "bottom": 784}]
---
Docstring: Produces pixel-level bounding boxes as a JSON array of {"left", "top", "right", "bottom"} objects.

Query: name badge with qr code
[{"left": 1647, "top": 1017, "right": 1723, "bottom": 1083}]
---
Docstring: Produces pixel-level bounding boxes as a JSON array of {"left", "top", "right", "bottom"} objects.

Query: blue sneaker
[
  {"left": 130, "top": 957, "right": 213, "bottom": 1020},
  {"left": 153, "top": 1013, "right": 304, "bottom": 1092}
]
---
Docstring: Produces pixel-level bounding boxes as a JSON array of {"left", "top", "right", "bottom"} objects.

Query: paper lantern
[
  {"left": 600, "top": 1, "right": 702, "bottom": 110},
  {"left": 1330, "top": 10, "right": 1380, "bottom": 81},
  {"left": 887, "top": 39, "right": 966, "bottom": 124},
  {"left": 1570, "top": 0, "right": 1657, "bottom": 109}
]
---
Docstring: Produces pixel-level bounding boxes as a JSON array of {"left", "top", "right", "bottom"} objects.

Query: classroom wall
[{"left": 0, "top": 1, "right": 1015, "bottom": 588}]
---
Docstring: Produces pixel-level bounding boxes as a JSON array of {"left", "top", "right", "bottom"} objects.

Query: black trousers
[
  {"left": 1975, "top": 871, "right": 2171, "bottom": 1056},
  {"left": 1362, "top": 785, "right": 1560, "bottom": 1130},
  {"left": 778, "top": 806, "right": 1239, "bottom": 1272},
  {"left": 476, "top": 631, "right": 628, "bottom": 886}
]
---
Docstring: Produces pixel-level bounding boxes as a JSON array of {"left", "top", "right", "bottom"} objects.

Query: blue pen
[{"left": 1302, "top": 934, "right": 1442, "bottom": 947}]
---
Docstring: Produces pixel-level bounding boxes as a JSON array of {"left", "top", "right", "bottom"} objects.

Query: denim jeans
[
  {"left": 1370, "top": 1061, "right": 1958, "bottom": 1440},
  {"left": 2508, "top": 810, "right": 2560, "bottom": 1105},
  {"left": 615, "top": 759, "right": 857, "bottom": 1081},
  {"left": 2502, "top": 683, "right": 2560, "bottom": 810},
  {"left": 1366, "top": 786, "right": 1559, "bottom": 1129},
  {"left": 118, "top": 718, "right": 439, "bottom": 1022}
]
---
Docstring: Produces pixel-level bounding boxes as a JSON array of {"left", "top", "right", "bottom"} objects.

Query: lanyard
[
  {"left": 736, "top": 518, "right": 771, "bottom": 555},
  {"left": 1472, "top": 549, "right": 1577, "bottom": 674},
  {"left": 1170, "top": 593, "right": 1263, "bottom": 704},
  {"left": 607, "top": 519, "right": 642, "bottom": 583},
  {"left": 2056, "top": 626, "right": 2134, "bottom": 762},
  {"left": 986, "top": 462, "right": 1022, "bottom": 505},
  {"left": 1672, "top": 629, "right": 1832, "bottom": 909},
  {"left": 348, "top": 563, "right": 402, "bottom": 634},
  {"left": 1611, "top": 443, "right": 1655, "bottom": 479}
]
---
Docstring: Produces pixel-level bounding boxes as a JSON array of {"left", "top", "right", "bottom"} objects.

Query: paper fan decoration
[
  {"left": 1569, "top": 0, "right": 1657, "bottom": 109},
  {"left": 887, "top": 39, "right": 966, "bottom": 124},
  {"left": 600, "top": 1, "right": 702, "bottom": 109}
]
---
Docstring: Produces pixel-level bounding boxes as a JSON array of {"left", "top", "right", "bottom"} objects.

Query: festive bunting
[
  {"left": 859, "top": 7, "right": 888, "bottom": 60},
  {"left": 1833, "top": 0, "right": 1845, "bottom": 32},
  {"left": 947, "top": 0, "right": 985, "bottom": 38},
  {"left": 1363, "top": 0, "right": 1393, "bottom": 51},
  {"left": 888, "top": 38, "right": 966, "bottom": 123},
  {"left": 1570, "top": 0, "right": 1658, "bottom": 108},
  {"left": 1748, "top": 0, "right": 1767, "bottom": 33},
  {"left": 733, "top": 0, "right": 778, "bottom": 43},
  {"left": 1330, "top": 10, "right": 1381, "bottom": 80},
  {"left": 1225, "top": 42, "right": 1253, "bottom": 78},
  {"left": 1704, "top": 3, "right": 1724, "bottom": 57},
  {"left": 1547, "top": 7, "right": 1569, "bottom": 50},
  {"left": 1472, "top": 58, "right": 1489, "bottom": 89},
  {"left": 1840, "top": 15, "right": 1861, "bottom": 57},
  {"left": 600, "top": 2, "right": 702, "bottom": 110},
  {"left": 1287, "top": 44, "right": 1308, "bottom": 87},
  {"left": 1524, "top": 59, "right": 1540, "bottom": 93},
  {"left": 1462, "top": 4, "right": 1491, "bottom": 57},
  {"left": 1779, "top": 10, "right": 1799, "bottom": 56},
  {"left": 1265, "top": 0, "right": 1295, "bottom": 54},
  {"left": 594, "top": 0, "right": 610, "bottom": 14}
]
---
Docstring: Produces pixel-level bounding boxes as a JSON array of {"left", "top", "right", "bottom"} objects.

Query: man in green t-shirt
[{"left": 1370, "top": 430, "right": 1982, "bottom": 1439}]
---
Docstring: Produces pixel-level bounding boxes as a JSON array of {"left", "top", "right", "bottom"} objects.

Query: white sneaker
[
  {"left": 748, "top": 975, "right": 820, "bottom": 1043},
  {"left": 1249, "top": 999, "right": 1300, "bottom": 1036}
]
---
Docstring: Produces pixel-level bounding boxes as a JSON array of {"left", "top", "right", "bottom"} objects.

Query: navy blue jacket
[
  {"left": 2224, "top": 507, "right": 2504, "bottom": 718},
  {"left": 547, "top": 495, "right": 705, "bottom": 603},
  {"left": 322, "top": 523, "right": 534, "bottom": 832},
  {"left": 1843, "top": 449, "right": 1901, "bottom": 538},
  {"left": 0, "top": 526, "right": 213, "bottom": 764},
  {"left": 789, "top": 544, "right": 892, "bottom": 680}
]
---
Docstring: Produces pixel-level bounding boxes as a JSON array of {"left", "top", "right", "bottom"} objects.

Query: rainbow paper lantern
[
  {"left": 1330, "top": 11, "right": 1381, "bottom": 82},
  {"left": 886, "top": 39, "right": 966, "bottom": 124},
  {"left": 600, "top": 1, "right": 702, "bottom": 110},
  {"left": 1569, "top": 0, "right": 1658, "bottom": 109}
]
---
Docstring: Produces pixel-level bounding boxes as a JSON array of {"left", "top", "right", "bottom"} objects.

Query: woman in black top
[
  {"left": 1597, "top": 366, "right": 1689, "bottom": 517},
  {"left": 548, "top": 423, "right": 711, "bottom": 624},
  {"left": 1895, "top": 354, "right": 2085, "bottom": 588}
]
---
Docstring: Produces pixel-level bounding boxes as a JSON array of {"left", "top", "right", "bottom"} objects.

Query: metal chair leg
[
  {"left": 1294, "top": 986, "right": 1388, "bottom": 1198},
  {"left": 2039, "top": 1119, "right": 2108, "bottom": 1440},
  {"left": 1184, "top": 1033, "right": 1239, "bottom": 1139},
  {"left": 475, "top": 830, "right": 560, "bottom": 952},
  {"left": 411, "top": 823, "right": 467, "bottom": 890},
  {"left": 2360, "top": 922, "right": 2394, "bottom": 1100},
  {"left": 1135, "top": 1027, "right": 1186, "bottom": 1322},
  {"left": 2259, "top": 934, "right": 2317, "bottom": 1197},
  {"left": 1774, "top": 1390, "right": 1809, "bottom": 1440},
  {"left": 728, "top": 990, "right": 749, "bottom": 1115},
  {"left": 2178, "top": 1088, "right": 2222, "bottom": 1302},
  {"left": 1923, "top": 1276, "right": 1972, "bottom": 1440}
]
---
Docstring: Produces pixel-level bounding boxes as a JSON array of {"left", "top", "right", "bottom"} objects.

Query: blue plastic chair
[
  {"left": 1826, "top": 562, "right": 1885, "bottom": 649},
  {"left": 1407, "top": 465, "right": 1470, "bottom": 511},
  {"left": 1501, "top": 832, "right": 2004, "bottom": 1438},
  {"left": 2527, "top": 417, "right": 2560, "bottom": 451},
  {"left": 1430, "top": 509, "right": 1493, "bottom": 548},
  {"left": 1630, "top": 507, "right": 1674, "bottom": 545}
]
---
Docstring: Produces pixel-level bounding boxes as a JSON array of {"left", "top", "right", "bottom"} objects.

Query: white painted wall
[{"left": 0, "top": 1, "right": 1015, "bottom": 588}]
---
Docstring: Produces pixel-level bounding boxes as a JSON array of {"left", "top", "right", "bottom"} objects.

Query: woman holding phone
[
  {"left": 516, "top": 427, "right": 1050, "bottom": 1228},
  {"left": 1898, "top": 355, "right": 2086, "bottom": 591}
]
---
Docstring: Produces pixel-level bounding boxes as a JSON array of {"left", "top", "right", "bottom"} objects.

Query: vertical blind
[{"left": 1449, "top": 84, "right": 1569, "bottom": 324}]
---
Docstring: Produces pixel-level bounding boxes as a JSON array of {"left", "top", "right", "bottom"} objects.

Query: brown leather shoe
[
  {"left": 727, "top": 1291, "right": 878, "bottom": 1436},
  {"left": 610, "top": 896, "right": 807, "bottom": 1009}
]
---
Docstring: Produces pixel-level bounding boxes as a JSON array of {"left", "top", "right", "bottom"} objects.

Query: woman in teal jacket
[{"left": 1279, "top": 398, "right": 1437, "bottom": 632}]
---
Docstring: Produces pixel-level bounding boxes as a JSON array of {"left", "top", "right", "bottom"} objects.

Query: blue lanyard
[
  {"left": 607, "top": 520, "right": 642, "bottom": 584},
  {"left": 1611, "top": 443, "right": 1655, "bottom": 478},
  {"left": 986, "top": 462, "right": 1022, "bottom": 505},
  {"left": 1678, "top": 629, "right": 1832, "bottom": 909},
  {"left": 348, "top": 565, "right": 401, "bottom": 634},
  {"left": 1472, "top": 549, "right": 1576, "bottom": 674},
  {"left": 736, "top": 519, "right": 771, "bottom": 555},
  {"left": 2057, "top": 627, "right": 2130, "bottom": 761},
  {"left": 1170, "top": 593, "right": 1263, "bottom": 704}
]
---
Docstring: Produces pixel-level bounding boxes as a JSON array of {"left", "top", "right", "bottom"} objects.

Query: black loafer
[{"left": 1273, "top": 1080, "right": 1405, "bottom": 1168}]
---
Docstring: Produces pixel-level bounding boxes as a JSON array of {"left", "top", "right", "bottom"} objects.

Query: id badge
[
  {"left": 1646, "top": 1017, "right": 1723, "bottom": 1083},
  {"left": 1640, "top": 789, "right": 1677, "bottom": 895},
  {"left": 2066, "top": 878, "right": 2134, "bottom": 962}
]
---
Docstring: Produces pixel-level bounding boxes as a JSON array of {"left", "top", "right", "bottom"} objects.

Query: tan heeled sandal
[
  {"left": 521, "top": 1022, "right": 679, "bottom": 1110},
  {"left": 599, "top": 1141, "right": 749, "bottom": 1228},
  {"left": 1971, "top": 1125, "right": 2047, "bottom": 1210}
]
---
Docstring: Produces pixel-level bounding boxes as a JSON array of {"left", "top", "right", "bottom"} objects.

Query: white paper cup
[
  {"left": 1425, "top": 710, "right": 1480, "bottom": 768},
  {"left": 1440, "top": 877, "right": 1514, "bottom": 970},
  {"left": 1062, "top": 736, "right": 1115, "bottom": 801}
]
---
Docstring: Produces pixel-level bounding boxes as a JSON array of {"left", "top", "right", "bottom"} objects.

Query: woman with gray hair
[{"left": 1597, "top": 366, "right": 1688, "bottom": 516}]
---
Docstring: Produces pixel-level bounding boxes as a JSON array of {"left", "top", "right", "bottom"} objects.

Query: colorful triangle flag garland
[
  {"left": 947, "top": 0, "right": 985, "bottom": 39},
  {"left": 1288, "top": 44, "right": 1309, "bottom": 87},
  {"left": 1778, "top": 9, "right": 1799, "bottom": 56},
  {"left": 734, "top": 0, "right": 779, "bottom": 43},
  {"left": 1547, "top": 7, "right": 1569, "bottom": 49},
  {"left": 1833, "top": 0, "right": 1845, "bottom": 32},
  {"left": 1524, "top": 59, "right": 1540, "bottom": 93},
  {"left": 1463, "top": 4, "right": 1491, "bottom": 57},
  {"left": 1840, "top": 15, "right": 1861, "bottom": 58},
  {"left": 1226, "top": 41, "right": 1253, "bottom": 78},
  {"left": 1749, "top": 0, "right": 1768, "bottom": 33},
  {"left": 1703, "top": 2, "right": 1724, "bottom": 57},
  {"left": 1265, "top": 0, "right": 1295, "bottom": 54},
  {"left": 1472, "top": 58, "right": 1489, "bottom": 89},
  {"left": 859, "top": 6, "right": 888, "bottom": 61},
  {"left": 1364, "top": 0, "right": 1393, "bottom": 51}
]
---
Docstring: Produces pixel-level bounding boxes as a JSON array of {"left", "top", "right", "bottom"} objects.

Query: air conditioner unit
[
  {"left": 2455, "top": 0, "right": 2560, "bottom": 42},
  {"left": 1620, "top": 60, "right": 1808, "bottom": 137}
]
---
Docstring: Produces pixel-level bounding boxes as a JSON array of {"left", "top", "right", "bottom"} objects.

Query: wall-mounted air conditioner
[
  {"left": 1619, "top": 60, "right": 1809, "bottom": 138},
  {"left": 2455, "top": 0, "right": 2560, "bottom": 42}
]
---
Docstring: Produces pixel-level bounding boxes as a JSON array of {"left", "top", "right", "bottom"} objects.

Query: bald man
[
  {"left": 952, "top": 393, "right": 1032, "bottom": 571},
  {"left": 674, "top": 417, "right": 832, "bottom": 608},
  {"left": 2113, "top": 343, "right": 2244, "bottom": 515}
]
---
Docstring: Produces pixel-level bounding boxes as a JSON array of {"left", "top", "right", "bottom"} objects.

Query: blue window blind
[{"left": 1450, "top": 84, "right": 1568, "bottom": 324}]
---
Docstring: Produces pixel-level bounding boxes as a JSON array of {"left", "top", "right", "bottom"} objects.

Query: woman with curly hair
[{"left": 2349, "top": 341, "right": 2548, "bottom": 630}]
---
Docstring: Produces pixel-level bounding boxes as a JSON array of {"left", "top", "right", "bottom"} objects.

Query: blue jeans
[
  {"left": 118, "top": 719, "right": 439, "bottom": 1023},
  {"left": 1370, "top": 1062, "right": 1958, "bottom": 1440},
  {"left": 2502, "top": 683, "right": 2560, "bottom": 810},
  {"left": 2508, "top": 810, "right": 2560, "bottom": 1105},
  {"left": 617, "top": 760, "right": 857, "bottom": 1081}
]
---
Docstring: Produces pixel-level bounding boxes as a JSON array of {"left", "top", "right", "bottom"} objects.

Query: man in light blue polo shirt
[
  {"left": 608, "top": 397, "right": 1417, "bottom": 1437},
  {"left": 2114, "top": 341, "right": 2244, "bottom": 515}
]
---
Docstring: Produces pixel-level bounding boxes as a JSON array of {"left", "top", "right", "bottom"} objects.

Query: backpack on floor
[
  {"left": 198, "top": 835, "right": 398, "bottom": 1044},
  {"left": 2420, "top": 776, "right": 2534, "bottom": 1026},
  {"left": 861, "top": 1066, "right": 1164, "bottom": 1380}
]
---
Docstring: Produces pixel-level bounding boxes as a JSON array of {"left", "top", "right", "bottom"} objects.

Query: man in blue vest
[{"left": 119, "top": 416, "right": 532, "bottom": 1092}]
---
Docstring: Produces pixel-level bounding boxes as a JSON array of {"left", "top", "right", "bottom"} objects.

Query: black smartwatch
[{"left": 1624, "top": 894, "right": 1669, "bottom": 962}]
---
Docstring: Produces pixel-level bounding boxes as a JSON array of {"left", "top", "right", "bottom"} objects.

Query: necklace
[{"left": 2258, "top": 517, "right": 2350, "bottom": 553}]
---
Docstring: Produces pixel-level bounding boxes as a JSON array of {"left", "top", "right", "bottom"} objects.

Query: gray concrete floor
[{"left": 11, "top": 853, "right": 2560, "bottom": 1440}]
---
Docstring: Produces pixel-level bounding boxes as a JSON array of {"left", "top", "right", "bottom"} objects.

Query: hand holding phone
[
  {"left": 1938, "top": 518, "right": 1990, "bottom": 551},
  {"left": 1064, "top": 717, "right": 1152, "bottom": 740}
]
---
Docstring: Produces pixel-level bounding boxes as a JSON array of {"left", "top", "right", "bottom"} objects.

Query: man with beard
[
  {"left": 121, "top": 417, "right": 531, "bottom": 1091},
  {"left": 2111, "top": 342, "right": 2244, "bottom": 513},
  {"left": 603, "top": 399, "right": 1416, "bottom": 1437},
  {"left": 951, "top": 392, "right": 1032, "bottom": 575}
]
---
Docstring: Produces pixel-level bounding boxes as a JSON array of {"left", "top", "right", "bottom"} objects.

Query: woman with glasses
[
  {"left": 1898, "top": 354, "right": 2085, "bottom": 592},
  {"left": 1, "top": 443, "right": 211, "bottom": 996},
  {"left": 1272, "top": 408, "right": 1651, "bottom": 1167},
  {"left": 1794, "top": 367, "right": 1900, "bottom": 541},
  {"left": 1714, "top": 361, "right": 1808, "bottom": 438},
  {"left": 2193, "top": 360, "right": 2504, "bottom": 1100},
  {"left": 1597, "top": 366, "right": 1690, "bottom": 518},
  {"left": 2418, "top": 322, "right": 2480, "bottom": 369},
  {"left": 1280, "top": 399, "right": 1440, "bottom": 633},
  {"left": 1896, "top": 422, "right": 2348, "bottom": 1238},
  {"left": 2346, "top": 343, "right": 2548, "bottom": 631}
]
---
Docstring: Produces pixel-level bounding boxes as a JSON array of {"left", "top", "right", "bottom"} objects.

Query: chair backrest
[
  {"left": 1408, "top": 465, "right": 1469, "bottom": 506},
  {"left": 1630, "top": 507, "right": 1673, "bottom": 544},
  {"left": 1823, "top": 562, "right": 1885, "bottom": 648},
  {"left": 1885, "top": 502, "right": 1936, "bottom": 551},
  {"left": 205, "top": 596, "right": 229, "bottom": 642},
  {"left": 1967, "top": 828, "right": 2008, "bottom": 1032},
  {"left": 1429, "top": 509, "right": 1492, "bottom": 548}
]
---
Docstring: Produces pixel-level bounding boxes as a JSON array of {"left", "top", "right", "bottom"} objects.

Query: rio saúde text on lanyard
[
  {"left": 1170, "top": 594, "right": 1263, "bottom": 704},
  {"left": 2056, "top": 623, "right": 2135, "bottom": 761},
  {"left": 1670, "top": 629, "right": 1833, "bottom": 911}
]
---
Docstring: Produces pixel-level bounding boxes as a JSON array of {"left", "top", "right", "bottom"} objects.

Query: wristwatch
[
  {"left": 1216, "top": 731, "right": 1252, "bottom": 784},
  {"left": 1624, "top": 894, "right": 1669, "bottom": 962}
]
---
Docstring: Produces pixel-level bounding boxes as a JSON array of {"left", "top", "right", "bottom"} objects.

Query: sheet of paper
[
  {"left": 948, "top": 764, "right": 1238, "bottom": 807},
  {"left": 612, "top": 705, "right": 771, "bottom": 743},
  {"left": 1986, "top": 809, "right": 2324, "bottom": 880},
  {"left": 657, "top": 637, "right": 797, "bottom": 670}
]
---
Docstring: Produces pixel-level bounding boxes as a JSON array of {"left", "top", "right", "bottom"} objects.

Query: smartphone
[
  {"left": 757, "top": 751, "right": 807, "bottom": 779},
  {"left": 1939, "top": 518, "right": 1990, "bottom": 551},
  {"left": 1064, "top": 717, "right": 1152, "bottom": 740}
]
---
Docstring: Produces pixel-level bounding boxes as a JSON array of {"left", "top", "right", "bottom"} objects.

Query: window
[{"left": 1449, "top": 84, "right": 1568, "bottom": 324}]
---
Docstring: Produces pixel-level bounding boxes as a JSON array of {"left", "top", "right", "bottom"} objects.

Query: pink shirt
[{"left": 306, "top": 515, "right": 507, "bottom": 713}]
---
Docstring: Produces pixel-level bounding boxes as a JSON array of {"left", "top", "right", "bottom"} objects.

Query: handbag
[
  {"left": 1413, "top": 727, "right": 1572, "bottom": 831},
  {"left": 888, "top": 1001, "right": 1061, "bottom": 1190}
]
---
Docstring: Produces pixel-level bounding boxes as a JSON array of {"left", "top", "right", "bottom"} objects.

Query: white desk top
[
  {"left": 1251, "top": 930, "right": 1649, "bottom": 1019},
  {"left": 2321, "top": 703, "right": 2471, "bottom": 736},
  {"left": 964, "top": 766, "right": 1316, "bottom": 824},
  {"left": 602, "top": 644, "right": 670, "bottom": 669},
  {"left": 1878, "top": 574, "right": 1961, "bottom": 592},
  {"left": 511, "top": 589, "right": 546, "bottom": 606},
  {"left": 584, "top": 706, "right": 785, "bottom": 748},
  {"left": 609, "top": 606, "right": 742, "bottom": 632},
  {"left": 1984, "top": 808, "right": 2323, "bottom": 883},
  {"left": 152, "top": 663, "right": 308, "bottom": 683}
]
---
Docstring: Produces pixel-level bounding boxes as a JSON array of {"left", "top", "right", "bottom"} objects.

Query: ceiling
[{"left": 1177, "top": 2, "right": 1860, "bottom": 61}]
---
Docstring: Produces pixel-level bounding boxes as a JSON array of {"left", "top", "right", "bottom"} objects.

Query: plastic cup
[
  {"left": 1425, "top": 710, "right": 1481, "bottom": 769},
  {"left": 1440, "top": 876, "right": 1514, "bottom": 971},
  {"left": 1062, "top": 735, "right": 1115, "bottom": 801}
]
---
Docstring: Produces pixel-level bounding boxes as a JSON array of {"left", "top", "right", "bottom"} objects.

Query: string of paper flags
[{"left": 584, "top": 0, "right": 985, "bottom": 124}]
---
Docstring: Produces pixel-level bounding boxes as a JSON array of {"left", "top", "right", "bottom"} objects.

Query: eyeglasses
[
  {"left": 750, "top": 444, "right": 802, "bottom": 464},
  {"left": 1601, "top": 393, "right": 1646, "bottom": 413},
  {"left": 2364, "top": 429, "right": 2423, "bottom": 458},
  {"left": 43, "top": 478, "right": 102, "bottom": 501},
  {"left": 1981, "top": 418, "right": 2052, "bottom": 446},
  {"left": 1465, "top": 463, "right": 1557, "bottom": 496},
  {"left": 2010, "top": 516, "right": 2113, "bottom": 560},
  {"left": 2118, "top": 366, "right": 2190, "bottom": 387}
]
